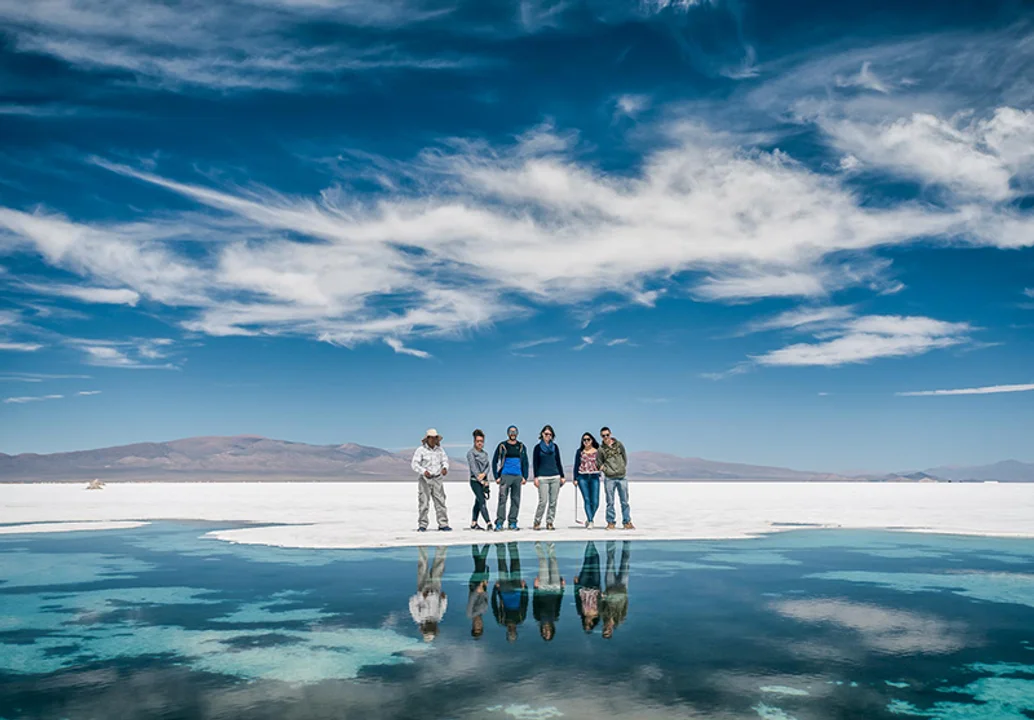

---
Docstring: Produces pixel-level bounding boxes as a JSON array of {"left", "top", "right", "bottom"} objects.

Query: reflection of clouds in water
[
  {"left": 772, "top": 598, "right": 968, "bottom": 655},
  {"left": 487, "top": 705, "right": 564, "bottom": 719},
  {"left": 0, "top": 576, "right": 422, "bottom": 681},
  {"left": 701, "top": 551, "right": 801, "bottom": 566},
  {"left": 631, "top": 559, "right": 736, "bottom": 576},
  {"left": 760, "top": 686, "right": 810, "bottom": 697},
  {"left": 810, "top": 570, "right": 1034, "bottom": 609},
  {"left": 888, "top": 663, "right": 1034, "bottom": 719},
  {"left": 0, "top": 550, "right": 153, "bottom": 589},
  {"left": 752, "top": 703, "right": 799, "bottom": 719}
]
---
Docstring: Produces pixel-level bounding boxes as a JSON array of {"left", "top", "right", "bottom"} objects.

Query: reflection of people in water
[
  {"left": 467, "top": 544, "right": 491, "bottom": 639},
  {"left": 601, "top": 540, "right": 630, "bottom": 639},
  {"left": 533, "top": 541, "right": 564, "bottom": 641},
  {"left": 409, "top": 545, "right": 448, "bottom": 642},
  {"left": 491, "top": 542, "right": 528, "bottom": 642},
  {"left": 574, "top": 541, "right": 602, "bottom": 634}
]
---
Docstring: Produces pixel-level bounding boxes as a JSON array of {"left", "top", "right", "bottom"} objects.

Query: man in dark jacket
[
  {"left": 493, "top": 425, "right": 529, "bottom": 531},
  {"left": 491, "top": 541, "right": 527, "bottom": 642}
]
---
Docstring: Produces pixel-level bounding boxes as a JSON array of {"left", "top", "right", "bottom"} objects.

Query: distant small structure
[{"left": 86, "top": 478, "right": 105, "bottom": 490}]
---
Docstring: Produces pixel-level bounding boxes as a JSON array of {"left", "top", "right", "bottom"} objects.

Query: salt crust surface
[{"left": 1, "top": 481, "right": 1031, "bottom": 549}]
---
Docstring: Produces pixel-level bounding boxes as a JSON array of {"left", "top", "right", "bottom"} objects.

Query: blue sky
[{"left": 0, "top": 0, "right": 1032, "bottom": 472}]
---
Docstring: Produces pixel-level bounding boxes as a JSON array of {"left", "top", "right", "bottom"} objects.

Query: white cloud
[
  {"left": 0, "top": 372, "right": 91, "bottom": 382},
  {"left": 896, "top": 382, "right": 1034, "bottom": 397},
  {"left": 384, "top": 337, "right": 431, "bottom": 359},
  {"left": 821, "top": 108, "right": 1034, "bottom": 201},
  {"left": 22, "top": 283, "right": 140, "bottom": 306},
  {"left": 69, "top": 339, "right": 178, "bottom": 369},
  {"left": 0, "top": 341, "right": 43, "bottom": 352},
  {"left": 3, "top": 394, "right": 63, "bottom": 404},
  {"left": 606, "top": 338, "right": 630, "bottom": 346},
  {"left": 752, "top": 315, "right": 971, "bottom": 367},
  {"left": 573, "top": 334, "right": 598, "bottom": 351},
  {"left": 77, "top": 390, "right": 103, "bottom": 396},
  {"left": 1024, "top": 288, "right": 1034, "bottom": 298}
]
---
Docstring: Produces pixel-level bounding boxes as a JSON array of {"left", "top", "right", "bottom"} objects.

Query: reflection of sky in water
[{"left": 1, "top": 525, "right": 1033, "bottom": 719}]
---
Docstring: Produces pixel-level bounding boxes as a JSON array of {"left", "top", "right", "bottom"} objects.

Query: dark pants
[
  {"left": 470, "top": 480, "right": 491, "bottom": 525},
  {"left": 496, "top": 474, "right": 523, "bottom": 527},
  {"left": 576, "top": 473, "right": 600, "bottom": 522}
]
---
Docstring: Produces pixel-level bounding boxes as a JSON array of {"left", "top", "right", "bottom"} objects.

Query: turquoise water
[{"left": 1, "top": 524, "right": 1033, "bottom": 719}]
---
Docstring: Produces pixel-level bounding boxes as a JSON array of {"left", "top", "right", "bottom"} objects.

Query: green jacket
[{"left": 598, "top": 439, "right": 628, "bottom": 478}]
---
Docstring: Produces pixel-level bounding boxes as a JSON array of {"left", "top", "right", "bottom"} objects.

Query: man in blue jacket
[{"left": 493, "top": 425, "right": 529, "bottom": 531}]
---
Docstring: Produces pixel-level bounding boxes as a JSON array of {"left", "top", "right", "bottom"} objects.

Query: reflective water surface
[{"left": 2, "top": 523, "right": 1034, "bottom": 719}]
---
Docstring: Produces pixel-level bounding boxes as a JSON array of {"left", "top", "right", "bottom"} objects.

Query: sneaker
[
  {"left": 533, "top": 523, "right": 542, "bottom": 531},
  {"left": 439, "top": 526, "right": 453, "bottom": 532},
  {"left": 417, "top": 527, "right": 428, "bottom": 532},
  {"left": 546, "top": 523, "right": 555, "bottom": 531},
  {"left": 471, "top": 523, "right": 484, "bottom": 531},
  {"left": 587, "top": 521, "right": 594, "bottom": 529},
  {"left": 606, "top": 523, "right": 616, "bottom": 530},
  {"left": 495, "top": 522, "right": 503, "bottom": 531},
  {"left": 623, "top": 522, "right": 636, "bottom": 530},
  {"left": 508, "top": 523, "right": 520, "bottom": 531}
]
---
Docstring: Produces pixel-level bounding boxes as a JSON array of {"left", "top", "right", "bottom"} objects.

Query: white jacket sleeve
[{"left": 411, "top": 447, "right": 425, "bottom": 474}]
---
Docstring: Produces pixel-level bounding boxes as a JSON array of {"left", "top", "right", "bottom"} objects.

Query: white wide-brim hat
[{"left": 424, "top": 428, "right": 441, "bottom": 439}]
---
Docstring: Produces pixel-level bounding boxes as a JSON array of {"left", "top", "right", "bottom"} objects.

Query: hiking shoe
[
  {"left": 417, "top": 527, "right": 428, "bottom": 532},
  {"left": 606, "top": 523, "right": 616, "bottom": 530},
  {"left": 495, "top": 522, "right": 503, "bottom": 531},
  {"left": 533, "top": 523, "right": 542, "bottom": 531},
  {"left": 508, "top": 523, "right": 520, "bottom": 531},
  {"left": 439, "top": 526, "right": 452, "bottom": 532},
  {"left": 471, "top": 523, "right": 484, "bottom": 531},
  {"left": 623, "top": 522, "right": 636, "bottom": 530},
  {"left": 546, "top": 523, "right": 555, "bottom": 531}
]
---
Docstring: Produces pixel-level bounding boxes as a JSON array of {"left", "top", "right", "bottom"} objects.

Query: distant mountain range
[{"left": 0, "top": 435, "right": 1030, "bottom": 483}]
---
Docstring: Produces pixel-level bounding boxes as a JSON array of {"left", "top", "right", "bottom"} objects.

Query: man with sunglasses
[{"left": 598, "top": 426, "right": 634, "bottom": 530}]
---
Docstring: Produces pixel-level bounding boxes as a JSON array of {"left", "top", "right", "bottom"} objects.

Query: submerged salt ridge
[{"left": 1, "top": 481, "right": 1032, "bottom": 548}]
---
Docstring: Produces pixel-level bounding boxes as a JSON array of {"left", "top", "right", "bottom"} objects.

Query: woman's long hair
[
  {"left": 580, "top": 432, "right": 599, "bottom": 450},
  {"left": 539, "top": 424, "right": 556, "bottom": 441}
]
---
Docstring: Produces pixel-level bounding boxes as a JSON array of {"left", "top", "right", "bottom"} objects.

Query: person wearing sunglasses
[
  {"left": 573, "top": 432, "right": 602, "bottom": 528},
  {"left": 599, "top": 426, "right": 634, "bottom": 530}
]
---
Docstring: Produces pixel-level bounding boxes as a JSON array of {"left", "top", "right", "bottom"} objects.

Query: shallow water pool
[{"left": 1, "top": 523, "right": 1033, "bottom": 719}]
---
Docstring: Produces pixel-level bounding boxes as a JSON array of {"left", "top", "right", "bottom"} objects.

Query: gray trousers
[
  {"left": 496, "top": 474, "right": 523, "bottom": 526},
  {"left": 533, "top": 476, "right": 562, "bottom": 526},
  {"left": 418, "top": 474, "right": 449, "bottom": 529},
  {"left": 535, "top": 541, "right": 561, "bottom": 588},
  {"left": 418, "top": 545, "right": 447, "bottom": 592}
]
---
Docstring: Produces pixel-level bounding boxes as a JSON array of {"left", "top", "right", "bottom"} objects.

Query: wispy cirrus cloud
[
  {"left": 0, "top": 0, "right": 471, "bottom": 91},
  {"left": 509, "top": 337, "right": 564, "bottom": 351},
  {"left": 0, "top": 341, "right": 43, "bottom": 352},
  {"left": 3, "top": 394, "right": 63, "bottom": 404},
  {"left": 77, "top": 390, "right": 102, "bottom": 396},
  {"left": 896, "top": 382, "right": 1034, "bottom": 397},
  {"left": 0, "top": 372, "right": 91, "bottom": 382},
  {"left": 21, "top": 282, "right": 140, "bottom": 306}
]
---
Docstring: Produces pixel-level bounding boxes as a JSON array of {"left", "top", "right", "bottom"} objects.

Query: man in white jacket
[
  {"left": 411, "top": 428, "right": 451, "bottom": 532},
  {"left": 409, "top": 546, "right": 448, "bottom": 641}
]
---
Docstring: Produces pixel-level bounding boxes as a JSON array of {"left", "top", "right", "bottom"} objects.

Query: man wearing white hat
[{"left": 411, "top": 428, "right": 452, "bottom": 532}]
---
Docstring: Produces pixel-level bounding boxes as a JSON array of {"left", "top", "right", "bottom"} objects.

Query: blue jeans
[
  {"left": 604, "top": 476, "right": 631, "bottom": 525},
  {"left": 575, "top": 474, "right": 600, "bottom": 522}
]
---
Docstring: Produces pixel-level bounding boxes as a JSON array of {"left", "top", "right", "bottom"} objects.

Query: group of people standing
[
  {"left": 409, "top": 541, "right": 631, "bottom": 643},
  {"left": 410, "top": 425, "right": 635, "bottom": 532}
]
